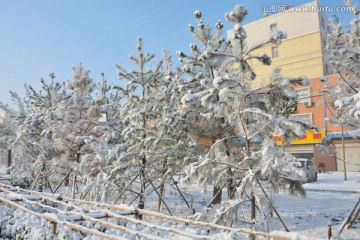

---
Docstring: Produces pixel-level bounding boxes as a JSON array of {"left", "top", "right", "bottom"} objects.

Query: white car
[{"left": 294, "top": 158, "right": 318, "bottom": 183}]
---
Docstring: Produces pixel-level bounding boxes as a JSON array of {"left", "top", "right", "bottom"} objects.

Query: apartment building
[
  {"left": 239, "top": 0, "right": 331, "bottom": 87},
  {"left": 227, "top": 1, "right": 357, "bottom": 171}
]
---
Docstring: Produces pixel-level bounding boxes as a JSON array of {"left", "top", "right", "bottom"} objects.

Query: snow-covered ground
[
  {"left": 304, "top": 171, "right": 360, "bottom": 193},
  {"left": 140, "top": 172, "right": 360, "bottom": 239},
  {"left": 1, "top": 170, "right": 359, "bottom": 239},
  {"left": 273, "top": 189, "right": 360, "bottom": 239},
  {"left": 288, "top": 172, "right": 360, "bottom": 239}
]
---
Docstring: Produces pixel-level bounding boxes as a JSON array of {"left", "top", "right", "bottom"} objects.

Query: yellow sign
[{"left": 273, "top": 129, "right": 325, "bottom": 145}]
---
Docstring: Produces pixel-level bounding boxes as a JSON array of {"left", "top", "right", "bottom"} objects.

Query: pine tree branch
[{"left": 338, "top": 71, "right": 358, "bottom": 93}]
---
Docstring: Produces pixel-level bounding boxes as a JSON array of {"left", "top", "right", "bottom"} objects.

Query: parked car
[{"left": 294, "top": 158, "right": 318, "bottom": 183}]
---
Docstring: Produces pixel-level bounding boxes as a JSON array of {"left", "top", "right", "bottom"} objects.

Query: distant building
[
  {"left": 227, "top": 1, "right": 357, "bottom": 171},
  {"left": 271, "top": 74, "right": 354, "bottom": 171},
  {"left": 228, "top": 1, "right": 331, "bottom": 88}
]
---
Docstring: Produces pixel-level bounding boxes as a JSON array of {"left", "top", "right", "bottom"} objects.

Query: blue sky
[{"left": 0, "top": 0, "right": 356, "bottom": 105}]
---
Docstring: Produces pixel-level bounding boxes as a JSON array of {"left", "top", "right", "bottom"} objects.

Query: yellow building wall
[{"left": 248, "top": 32, "right": 324, "bottom": 88}]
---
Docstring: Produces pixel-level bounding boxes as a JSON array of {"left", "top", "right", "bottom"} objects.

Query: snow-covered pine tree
[
  {"left": 176, "top": 9, "right": 233, "bottom": 204},
  {"left": 178, "top": 5, "right": 310, "bottom": 232},
  {"left": 0, "top": 114, "right": 13, "bottom": 168},
  {"left": 22, "top": 74, "right": 68, "bottom": 191},
  {"left": 40, "top": 65, "right": 104, "bottom": 196},
  {"left": 150, "top": 49, "right": 190, "bottom": 212},
  {"left": 109, "top": 39, "right": 188, "bottom": 218},
  {"left": 0, "top": 99, "right": 18, "bottom": 175},
  {"left": 0, "top": 89, "right": 51, "bottom": 183},
  {"left": 76, "top": 73, "right": 126, "bottom": 202},
  {"left": 1, "top": 75, "right": 65, "bottom": 188},
  {"left": 326, "top": 0, "right": 360, "bottom": 136},
  {"left": 2, "top": 67, "right": 112, "bottom": 194}
]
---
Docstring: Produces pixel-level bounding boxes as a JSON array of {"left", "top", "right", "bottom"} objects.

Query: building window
[
  {"left": 270, "top": 23, "right": 277, "bottom": 32},
  {"left": 289, "top": 113, "right": 313, "bottom": 124},
  {"left": 295, "top": 87, "right": 311, "bottom": 104},
  {"left": 271, "top": 46, "right": 279, "bottom": 58}
]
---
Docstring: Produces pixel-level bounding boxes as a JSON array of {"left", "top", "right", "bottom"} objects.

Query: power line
[
  {"left": 76, "top": 0, "right": 159, "bottom": 53},
  {"left": 65, "top": 0, "right": 183, "bottom": 66},
  {"left": 88, "top": 0, "right": 189, "bottom": 54},
  {"left": 92, "top": 0, "right": 258, "bottom": 71}
]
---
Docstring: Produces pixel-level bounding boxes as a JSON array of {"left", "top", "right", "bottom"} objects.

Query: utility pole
[
  {"left": 321, "top": 77, "right": 328, "bottom": 134},
  {"left": 341, "top": 124, "right": 347, "bottom": 181}
]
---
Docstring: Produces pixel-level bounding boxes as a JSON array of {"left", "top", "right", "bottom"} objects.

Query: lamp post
[{"left": 341, "top": 123, "right": 347, "bottom": 181}]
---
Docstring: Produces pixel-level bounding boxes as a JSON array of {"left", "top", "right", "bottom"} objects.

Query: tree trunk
[
  {"left": 38, "top": 161, "right": 46, "bottom": 192},
  {"left": 136, "top": 85, "right": 148, "bottom": 220},
  {"left": 137, "top": 187, "right": 145, "bottom": 220},
  {"left": 249, "top": 190, "right": 256, "bottom": 240},
  {"left": 251, "top": 192, "right": 256, "bottom": 220},
  {"left": 39, "top": 175, "right": 42, "bottom": 192},
  {"left": 245, "top": 136, "right": 256, "bottom": 240},
  {"left": 6, "top": 149, "right": 11, "bottom": 175},
  {"left": 212, "top": 185, "right": 222, "bottom": 204},
  {"left": 227, "top": 169, "right": 235, "bottom": 199},
  {"left": 69, "top": 152, "right": 81, "bottom": 198},
  {"left": 245, "top": 138, "right": 255, "bottom": 223},
  {"left": 157, "top": 159, "right": 167, "bottom": 212},
  {"left": 347, "top": 203, "right": 360, "bottom": 229},
  {"left": 157, "top": 183, "right": 165, "bottom": 212},
  {"left": 224, "top": 139, "right": 235, "bottom": 200},
  {"left": 136, "top": 156, "right": 146, "bottom": 220},
  {"left": 71, "top": 173, "right": 76, "bottom": 199},
  {"left": 64, "top": 174, "right": 70, "bottom": 186}
]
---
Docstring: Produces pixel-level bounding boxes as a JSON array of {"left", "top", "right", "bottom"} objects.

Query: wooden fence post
[
  {"left": 51, "top": 221, "right": 57, "bottom": 235},
  {"left": 328, "top": 224, "right": 332, "bottom": 240}
]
